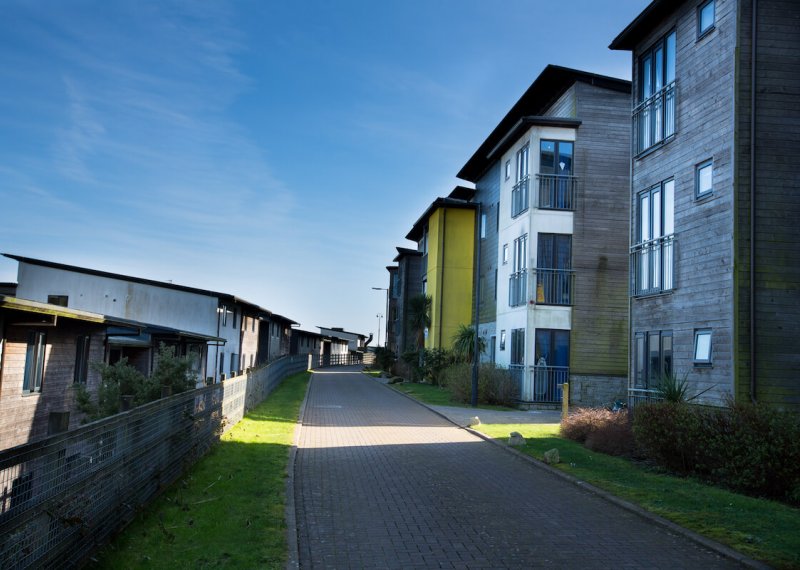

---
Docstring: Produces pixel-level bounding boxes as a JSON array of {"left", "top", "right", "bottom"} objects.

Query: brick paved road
[{"left": 294, "top": 368, "right": 741, "bottom": 569}]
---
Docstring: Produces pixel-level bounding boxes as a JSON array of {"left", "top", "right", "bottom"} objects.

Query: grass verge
[
  {"left": 392, "top": 381, "right": 514, "bottom": 410},
  {"left": 92, "top": 371, "right": 310, "bottom": 569},
  {"left": 477, "top": 423, "right": 800, "bottom": 569}
]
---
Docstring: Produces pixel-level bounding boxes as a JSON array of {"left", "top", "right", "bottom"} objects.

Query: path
[{"left": 293, "top": 367, "right": 742, "bottom": 569}]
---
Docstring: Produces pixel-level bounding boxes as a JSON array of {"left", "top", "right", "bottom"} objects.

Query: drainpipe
[
  {"left": 749, "top": 0, "right": 758, "bottom": 403},
  {"left": 471, "top": 203, "right": 482, "bottom": 407},
  {"left": 627, "top": 51, "right": 635, "bottom": 404}
]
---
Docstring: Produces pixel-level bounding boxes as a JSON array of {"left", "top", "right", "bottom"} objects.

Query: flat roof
[{"left": 0, "top": 295, "right": 226, "bottom": 343}]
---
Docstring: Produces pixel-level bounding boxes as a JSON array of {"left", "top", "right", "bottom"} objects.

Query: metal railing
[
  {"left": 517, "top": 365, "right": 569, "bottom": 403},
  {"left": 534, "top": 268, "right": 575, "bottom": 305},
  {"left": 508, "top": 270, "right": 527, "bottom": 307},
  {"left": 633, "top": 81, "right": 676, "bottom": 156},
  {"left": 630, "top": 234, "right": 675, "bottom": 296},
  {"left": 536, "top": 174, "right": 578, "bottom": 210},
  {"left": 311, "top": 352, "right": 363, "bottom": 368},
  {"left": 511, "top": 175, "right": 529, "bottom": 218},
  {"left": 0, "top": 354, "right": 308, "bottom": 569},
  {"left": 628, "top": 388, "right": 662, "bottom": 410}
]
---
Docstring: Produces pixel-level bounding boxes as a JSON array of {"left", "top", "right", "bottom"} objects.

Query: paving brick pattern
[{"left": 294, "top": 368, "right": 740, "bottom": 569}]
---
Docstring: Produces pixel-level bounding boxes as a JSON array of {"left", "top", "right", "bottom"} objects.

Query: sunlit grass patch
[{"left": 92, "top": 371, "right": 310, "bottom": 569}]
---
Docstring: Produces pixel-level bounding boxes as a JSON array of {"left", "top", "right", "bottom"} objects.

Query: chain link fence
[{"left": 0, "top": 354, "right": 308, "bottom": 569}]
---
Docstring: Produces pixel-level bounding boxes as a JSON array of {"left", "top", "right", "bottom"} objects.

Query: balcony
[
  {"left": 514, "top": 365, "right": 568, "bottom": 403},
  {"left": 511, "top": 175, "right": 529, "bottom": 218},
  {"left": 633, "top": 81, "right": 676, "bottom": 156},
  {"left": 509, "top": 269, "right": 575, "bottom": 307},
  {"left": 536, "top": 174, "right": 578, "bottom": 210},
  {"left": 630, "top": 235, "right": 675, "bottom": 296}
]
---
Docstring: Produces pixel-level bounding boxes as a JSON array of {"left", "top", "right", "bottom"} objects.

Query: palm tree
[
  {"left": 407, "top": 294, "right": 432, "bottom": 351},
  {"left": 451, "top": 324, "right": 485, "bottom": 363}
]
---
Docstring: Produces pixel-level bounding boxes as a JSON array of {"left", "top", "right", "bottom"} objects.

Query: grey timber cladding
[
  {"left": 734, "top": 0, "right": 800, "bottom": 408},
  {"left": 627, "top": 0, "right": 737, "bottom": 405},
  {"left": 561, "top": 82, "right": 630, "bottom": 377},
  {"left": 474, "top": 161, "right": 501, "bottom": 325},
  {"left": 396, "top": 253, "right": 423, "bottom": 354}
]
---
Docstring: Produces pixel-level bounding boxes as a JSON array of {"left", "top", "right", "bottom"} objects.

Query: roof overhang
[
  {"left": 609, "top": 0, "right": 683, "bottom": 51},
  {"left": 487, "top": 116, "right": 582, "bottom": 162},
  {"left": 405, "top": 197, "right": 477, "bottom": 242}
]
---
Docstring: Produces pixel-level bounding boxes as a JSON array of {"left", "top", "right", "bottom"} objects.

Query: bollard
[
  {"left": 561, "top": 382, "right": 569, "bottom": 420},
  {"left": 307, "top": 353, "right": 313, "bottom": 371}
]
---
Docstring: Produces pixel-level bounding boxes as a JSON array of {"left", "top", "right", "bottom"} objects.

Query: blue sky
[{"left": 0, "top": 0, "right": 649, "bottom": 339}]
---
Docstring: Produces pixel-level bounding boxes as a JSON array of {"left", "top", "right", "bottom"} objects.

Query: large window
[
  {"left": 509, "top": 234, "right": 528, "bottom": 307},
  {"left": 74, "top": 335, "right": 91, "bottom": 384},
  {"left": 635, "top": 30, "right": 677, "bottom": 154},
  {"left": 538, "top": 140, "right": 576, "bottom": 210},
  {"left": 633, "top": 330, "right": 672, "bottom": 389},
  {"left": 23, "top": 331, "right": 46, "bottom": 393},
  {"left": 511, "top": 145, "right": 530, "bottom": 217},
  {"left": 510, "top": 328, "right": 525, "bottom": 366},
  {"left": 632, "top": 179, "right": 675, "bottom": 295},
  {"left": 536, "top": 234, "right": 573, "bottom": 305}
]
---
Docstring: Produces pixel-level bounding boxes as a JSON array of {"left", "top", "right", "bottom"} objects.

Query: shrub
[
  {"left": 561, "top": 408, "right": 634, "bottom": 457},
  {"left": 441, "top": 363, "right": 518, "bottom": 407},
  {"left": 633, "top": 402, "right": 800, "bottom": 504},
  {"left": 373, "top": 347, "right": 396, "bottom": 372}
]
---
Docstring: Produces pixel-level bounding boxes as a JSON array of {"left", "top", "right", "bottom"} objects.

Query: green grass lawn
[
  {"left": 92, "top": 371, "right": 310, "bottom": 569},
  {"left": 392, "top": 381, "right": 515, "bottom": 410},
  {"left": 477, "top": 423, "right": 800, "bottom": 569}
]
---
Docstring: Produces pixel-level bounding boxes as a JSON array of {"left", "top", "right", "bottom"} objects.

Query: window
[
  {"left": 509, "top": 234, "right": 528, "bottom": 307},
  {"left": 694, "top": 329, "right": 712, "bottom": 365},
  {"left": 635, "top": 30, "right": 677, "bottom": 154},
  {"left": 512, "top": 145, "right": 530, "bottom": 217},
  {"left": 633, "top": 330, "right": 672, "bottom": 389},
  {"left": 538, "top": 140, "right": 575, "bottom": 209},
  {"left": 695, "top": 159, "right": 713, "bottom": 199},
  {"left": 489, "top": 336, "right": 496, "bottom": 363},
  {"left": 632, "top": 179, "right": 675, "bottom": 295},
  {"left": 230, "top": 353, "right": 238, "bottom": 374},
  {"left": 219, "top": 352, "right": 225, "bottom": 377},
  {"left": 23, "top": 331, "right": 46, "bottom": 393},
  {"left": 499, "top": 330, "right": 506, "bottom": 351},
  {"left": 536, "top": 234, "right": 573, "bottom": 305},
  {"left": 504, "top": 160, "right": 511, "bottom": 180},
  {"left": 47, "top": 295, "right": 68, "bottom": 307},
  {"left": 496, "top": 201, "right": 500, "bottom": 231},
  {"left": 480, "top": 213, "right": 487, "bottom": 239},
  {"left": 231, "top": 309, "right": 237, "bottom": 329},
  {"left": 510, "top": 328, "right": 525, "bottom": 365},
  {"left": 502, "top": 244, "right": 509, "bottom": 264},
  {"left": 74, "top": 335, "right": 91, "bottom": 384},
  {"left": 422, "top": 225, "right": 428, "bottom": 255},
  {"left": 698, "top": 0, "right": 715, "bottom": 37}
]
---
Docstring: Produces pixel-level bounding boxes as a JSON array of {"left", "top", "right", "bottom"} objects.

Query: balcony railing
[
  {"left": 508, "top": 270, "right": 527, "bottom": 307},
  {"left": 633, "top": 81, "right": 676, "bottom": 156},
  {"left": 627, "top": 388, "right": 661, "bottom": 410},
  {"left": 630, "top": 234, "right": 675, "bottom": 296},
  {"left": 511, "top": 175, "right": 529, "bottom": 218},
  {"left": 536, "top": 174, "right": 578, "bottom": 210},
  {"left": 515, "top": 365, "right": 568, "bottom": 403},
  {"left": 534, "top": 268, "right": 575, "bottom": 306}
]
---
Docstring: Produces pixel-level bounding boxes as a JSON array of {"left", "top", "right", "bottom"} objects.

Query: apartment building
[
  {"left": 458, "top": 65, "right": 632, "bottom": 406},
  {"left": 405, "top": 193, "right": 477, "bottom": 350},
  {"left": 388, "top": 247, "right": 424, "bottom": 356},
  {"left": 611, "top": 0, "right": 800, "bottom": 408}
]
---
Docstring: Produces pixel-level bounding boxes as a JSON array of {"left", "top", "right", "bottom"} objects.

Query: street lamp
[
  {"left": 376, "top": 314, "right": 383, "bottom": 347},
  {"left": 372, "top": 287, "right": 389, "bottom": 347}
]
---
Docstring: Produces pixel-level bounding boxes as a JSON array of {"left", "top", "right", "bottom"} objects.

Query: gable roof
[
  {"left": 457, "top": 65, "right": 630, "bottom": 183},
  {"left": 609, "top": 0, "right": 684, "bottom": 51}
]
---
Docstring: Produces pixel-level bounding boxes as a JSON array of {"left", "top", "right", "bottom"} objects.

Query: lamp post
[
  {"left": 376, "top": 314, "right": 383, "bottom": 347},
  {"left": 371, "top": 286, "right": 389, "bottom": 347}
]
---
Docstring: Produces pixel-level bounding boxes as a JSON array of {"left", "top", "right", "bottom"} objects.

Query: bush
[
  {"left": 561, "top": 408, "right": 634, "bottom": 457},
  {"left": 441, "top": 363, "right": 518, "bottom": 407},
  {"left": 633, "top": 402, "right": 800, "bottom": 504},
  {"left": 373, "top": 347, "right": 396, "bottom": 372}
]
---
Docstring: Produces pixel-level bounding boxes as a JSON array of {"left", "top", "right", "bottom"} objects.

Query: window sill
[
  {"left": 631, "top": 289, "right": 675, "bottom": 300},
  {"left": 634, "top": 134, "right": 677, "bottom": 161},
  {"left": 697, "top": 26, "right": 716, "bottom": 43},
  {"left": 695, "top": 191, "right": 714, "bottom": 203},
  {"left": 693, "top": 362, "right": 713, "bottom": 368}
]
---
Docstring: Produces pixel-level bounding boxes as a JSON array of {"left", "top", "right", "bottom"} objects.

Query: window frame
[
  {"left": 504, "top": 160, "right": 511, "bottom": 181},
  {"left": 499, "top": 330, "right": 506, "bottom": 351},
  {"left": 47, "top": 295, "right": 68, "bottom": 307},
  {"left": 23, "top": 331, "right": 47, "bottom": 394},
  {"left": 695, "top": 159, "right": 713, "bottom": 200},
  {"left": 633, "top": 330, "right": 673, "bottom": 389},
  {"left": 74, "top": 334, "right": 91, "bottom": 384},
  {"left": 480, "top": 213, "right": 487, "bottom": 239},
  {"left": 638, "top": 30, "right": 676, "bottom": 103},
  {"left": 697, "top": 0, "right": 716, "bottom": 39},
  {"left": 693, "top": 329, "right": 713, "bottom": 365},
  {"left": 502, "top": 244, "right": 509, "bottom": 265}
]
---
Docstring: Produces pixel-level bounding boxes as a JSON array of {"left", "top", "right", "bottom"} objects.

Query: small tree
[
  {"left": 407, "top": 294, "right": 432, "bottom": 351},
  {"left": 150, "top": 343, "right": 196, "bottom": 397},
  {"left": 451, "top": 324, "right": 485, "bottom": 363}
]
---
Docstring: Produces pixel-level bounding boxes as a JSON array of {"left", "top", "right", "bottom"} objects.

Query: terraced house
[
  {"left": 611, "top": 0, "right": 800, "bottom": 408},
  {"left": 458, "top": 65, "right": 632, "bottom": 406}
]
